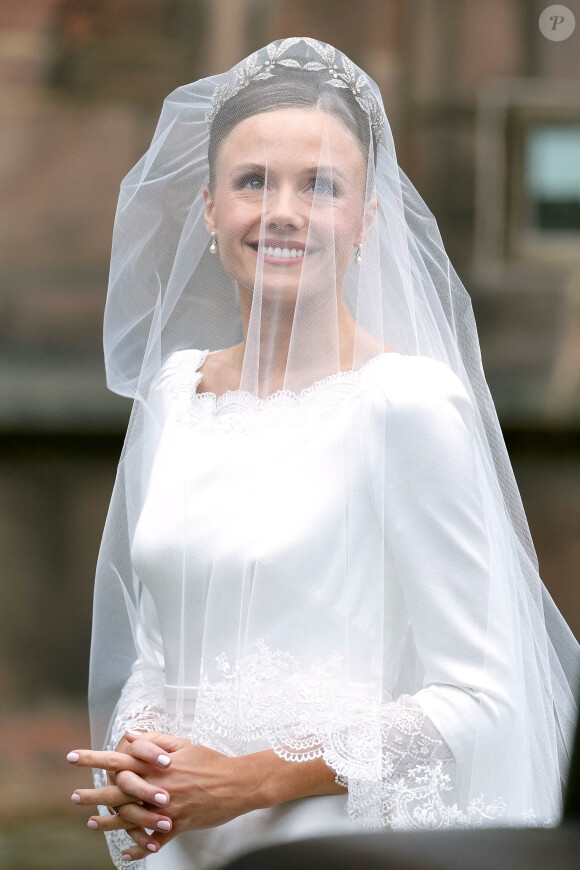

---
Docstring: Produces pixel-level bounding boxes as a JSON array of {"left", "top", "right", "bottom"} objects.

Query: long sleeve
[
  {"left": 107, "top": 588, "right": 174, "bottom": 751},
  {"left": 107, "top": 354, "right": 187, "bottom": 751},
  {"left": 384, "top": 360, "right": 513, "bottom": 750},
  {"left": 356, "top": 357, "right": 514, "bottom": 827},
  {"left": 102, "top": 595, "right": 173, "bottom": 870},
  {"left": 109, "top": 348, "right": 206, "bottom": 757}
]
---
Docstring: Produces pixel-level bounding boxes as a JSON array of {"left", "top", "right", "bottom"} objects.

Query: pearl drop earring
[
  {"left": 209, "top": 232, "right": 218, "bottom": 254},
  {"left": 354, "top": 244, "right": 362, "bottom": 265}
]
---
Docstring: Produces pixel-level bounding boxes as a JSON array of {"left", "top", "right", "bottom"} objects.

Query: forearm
[{"left": 241, "top": 749, "right": 347, "bottom": 811}]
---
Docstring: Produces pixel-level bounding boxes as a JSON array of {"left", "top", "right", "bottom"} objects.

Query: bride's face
[{"left": 203, "top": 107, "right": 370, "bottom": 301}]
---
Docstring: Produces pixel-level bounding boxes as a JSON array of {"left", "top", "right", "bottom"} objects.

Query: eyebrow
[{"left": 229, "top": 162, "right": 349, "bottom": 183}]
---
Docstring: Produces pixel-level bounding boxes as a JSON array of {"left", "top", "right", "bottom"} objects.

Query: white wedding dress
[{"left": 107, "top": 348, "right": 513, "bottom": 869}]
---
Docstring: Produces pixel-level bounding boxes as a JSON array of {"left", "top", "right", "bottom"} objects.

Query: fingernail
[
  {"left": 121, "top": 854, "right": 132, "bottom": 863},
  {"left": 66, "top": 751, "right": 80, "bottom": 763},
  {"left": 157, "top": 820, "right": 171, "bottom": 831},
  {"left": 154, "top": 793, "right": 167, "bottom": 806},
  {"left": 70, "top": 793, "right": 81, "bottom": 804},
  {"left": 147, "top": 843, "right": 158, "bottom": 852},
  {"left": 127, "top": 729, "right": 144, "bottom": 736},
  {"left": 157, "top": 754, "right": 170, "bottom": 767},
  {"left": 87, "top": 819, "right": 99, "bottom": 829}
]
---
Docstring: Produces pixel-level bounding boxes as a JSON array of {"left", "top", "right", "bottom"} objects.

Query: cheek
[
  {"left": 215, "top": 212, "right": 241, "bottom": 247},
  {"left": 213, "top": 199, "right": 261, "bottom": 280},
  {"left": 215, "top": 193, "right": 262, "bottom": 235},
  {"left": 318, "top": 206, "right": 361, "bottom": 257}
]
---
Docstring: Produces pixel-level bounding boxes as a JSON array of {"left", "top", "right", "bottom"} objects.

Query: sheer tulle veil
[{"left": 90, "top": 36, "right": 579, "bottom": 850}]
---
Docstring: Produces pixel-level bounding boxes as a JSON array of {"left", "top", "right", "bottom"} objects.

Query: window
[{"left": 474, "top": 79, "right": 580, "bottom": 277}]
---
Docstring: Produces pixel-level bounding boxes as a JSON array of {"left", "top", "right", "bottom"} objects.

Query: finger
[
  {"left": 72, "top": 775, "right": 168, "bottom": 810},
  {"left": 121, "top": 830, "right": 174, "bottom": 862},
  {"left": 86, "top": 813, "right": 137, "bottom": 833},
  {"left": 71, "top": 785, "right": 131, "bottom": 809},
  {"left": 112, "top": 769, "right": 170, "bottom": 808},
  {"left": 121, "top": 802, "right": 173, "bottom": 833},
  {"left": 121, "top": 829, "right": 164, "bottom": 860},
  {"left": 125, "top": 731, "right": 190, "bottom": 754},
  {"left": 66, "top": 748, "right": 147, "bottom": 776},
  {"left": 86, "top": 804, "right": 172, "bottom": 834},
  {"left": 122, "top": 734, "right": 172, "bottom": 768},
  {"left": 104, "top": 771, "right": 144, "bottom": 808}
]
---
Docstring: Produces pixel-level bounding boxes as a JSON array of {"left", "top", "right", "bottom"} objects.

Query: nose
[{"left": 264, "top": 184, "right": 307, "bottom": 231}]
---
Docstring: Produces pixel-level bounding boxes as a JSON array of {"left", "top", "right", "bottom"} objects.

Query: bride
[{"left": 66, "top": 38, "right": 579, "bottom": 869}]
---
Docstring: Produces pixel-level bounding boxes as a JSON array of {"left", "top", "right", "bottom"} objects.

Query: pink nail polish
[
  {"left": 66, "top": 751, "right": 80, "bottom": 763},
  {"left": 87, "top": 819, "right": 99, "bottom": 829},
  {"left": 121, "top": 854, "right": 132, "bottom": 862},
  {"left": 147, "top": 843, "right": 158, "bottom": 852},
  {"left": 70, "top": 793, "right": 81, "bottom": 804},
  {"left": 157, "top": 820, "right": 171, "bottom": 831},
  {"left": 157, "top": 754, "right": 170, "bottom": 766},
  {"left": 154, "top": 793, "right": 167, "bottom": 806}
]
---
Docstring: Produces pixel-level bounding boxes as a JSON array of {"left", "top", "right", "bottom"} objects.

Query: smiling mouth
[{"left": 248, "top": 243, "right": 307, "bottom": 260}]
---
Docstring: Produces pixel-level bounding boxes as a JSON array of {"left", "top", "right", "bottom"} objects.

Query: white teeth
[{"left": 263, "top": 246, "right": 305, "bottom": 258}]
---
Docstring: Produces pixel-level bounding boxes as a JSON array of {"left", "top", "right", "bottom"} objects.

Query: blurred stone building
[
  {"left": 1, "top": 0, "right": 579, "bottom": 734},
  {"left": 0, "top": 2, "right": 579, "bottom": 863}
]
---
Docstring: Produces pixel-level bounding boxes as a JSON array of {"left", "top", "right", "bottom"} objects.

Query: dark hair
[{"left": 207, "top": 70, "right": 377, "bottom": 192}]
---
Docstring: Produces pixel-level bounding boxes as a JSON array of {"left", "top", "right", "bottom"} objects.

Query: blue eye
[
  {"left": 236, "top": 173, "right": 264, "bottom": 191},
  {"left": 311, "top": 177, "right": 335, "bottom": 195}
]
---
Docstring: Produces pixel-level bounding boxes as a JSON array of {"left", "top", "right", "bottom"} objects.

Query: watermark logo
[{"left": 539, "top": 5, "right": 576, "bottom": 41}]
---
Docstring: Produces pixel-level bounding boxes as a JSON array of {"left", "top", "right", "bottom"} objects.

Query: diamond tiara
[{"left": 206, "top": 37, "right": 385, "bottom": 141}]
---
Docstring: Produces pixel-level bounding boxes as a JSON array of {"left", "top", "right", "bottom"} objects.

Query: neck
[{"left": 236, "top": 281, "right": 358, "bottom": 392}]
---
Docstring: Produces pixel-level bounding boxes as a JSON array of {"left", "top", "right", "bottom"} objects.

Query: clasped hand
[{"left": 67, "top": 732, "right": 262, "bottom": 862}]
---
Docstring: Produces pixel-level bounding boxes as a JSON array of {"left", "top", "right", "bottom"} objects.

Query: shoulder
[
  {"left": 142, "top": 349, "right": 207, "bottom": 412},
  {"left": 151, "top": 348, "right": 207, "bottom": 389},
  {"left": 365, "top": 354, "right": 475, "bottom": 438}
]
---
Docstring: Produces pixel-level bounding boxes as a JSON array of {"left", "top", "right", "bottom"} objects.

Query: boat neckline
[{"left": 189, "top": 348, "right": 407, "bottom": 406}]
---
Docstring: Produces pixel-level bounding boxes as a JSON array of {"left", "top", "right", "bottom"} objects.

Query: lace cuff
[
  {"left": 191, "top": 643, "right": 510, "bottom": 829},
  {"left": 323, "top": 694, "right": 510, "bottom": 829},
  {"left": 327, "top": 693, "right": 457, "bottom": 828},
  {"left": 108, "top": 666, "right": 175, "bottom": 750},
  {"left": 97, "top": 668, "right": 175, "bottom": 870}
]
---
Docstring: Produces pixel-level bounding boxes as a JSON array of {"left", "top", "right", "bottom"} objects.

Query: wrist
[{"left": 238, "top": 749, "right": 346, "bottom": 811}]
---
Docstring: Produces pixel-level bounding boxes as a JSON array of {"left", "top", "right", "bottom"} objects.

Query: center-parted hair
[{"left": 207, "top": 70, "right": 377, "bottom": 192}]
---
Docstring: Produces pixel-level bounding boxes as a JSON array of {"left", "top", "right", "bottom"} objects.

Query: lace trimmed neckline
[
  {"left": 192, "top": 349, "right": 404, "bottom": 409},
  {"left": 169, "top": 349, "right": 407, "bottom": 432}
]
